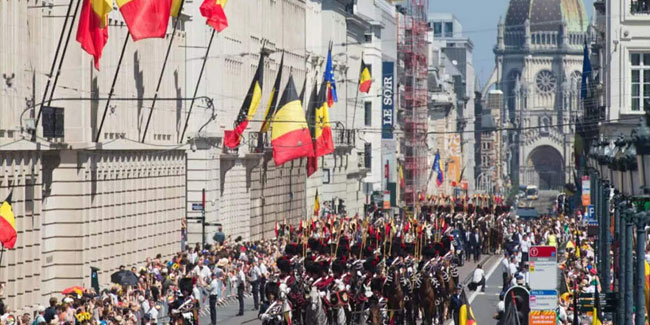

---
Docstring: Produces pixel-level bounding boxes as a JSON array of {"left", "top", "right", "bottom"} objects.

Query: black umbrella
[{"left": 110, "top": 270, "right": 138, "bottom": 286}]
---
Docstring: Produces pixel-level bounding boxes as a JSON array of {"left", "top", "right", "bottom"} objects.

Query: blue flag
[
  {"left": 433, "top": 151, "right": 443, "bottom": 187},
  {"left": 324, "top": 42, "right": 338, "bottom": 107},
  {"left": 581, "top": 42, "right": 592, "bottom": 100}
]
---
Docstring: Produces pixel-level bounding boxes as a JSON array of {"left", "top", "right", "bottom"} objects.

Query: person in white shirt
[
  {"left": 208, "top": 273, "right": 220, "bottom": 325},
  {"left": 471, "top": 264, "right": 486, "bottom": 292},
  {"left": 502, "top": 253, "right": 511, "bottom": 290},
  {"left": 236, "top": 263, "right": 246, "bottom": 316}
]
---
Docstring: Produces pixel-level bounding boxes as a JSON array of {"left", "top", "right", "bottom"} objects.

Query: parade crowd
[{"left": 0, "top": 198, "right": 613, "bottom": 325}]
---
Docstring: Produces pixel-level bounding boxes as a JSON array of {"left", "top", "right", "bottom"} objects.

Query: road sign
[
  {"left": 191, "top": 203, "right": 204, "bottom": 211},
  {"left": 529, "top": 246, "right": 557, "bottom": 290},
  {"left": 529, "top": 310, "right": 557, "bottom": 325},
  {"left": 529, "top": 290, "right": 558, "bottom": 310},
  {"left": 583, "top": 205, "right": 597, "bottom": 225}
]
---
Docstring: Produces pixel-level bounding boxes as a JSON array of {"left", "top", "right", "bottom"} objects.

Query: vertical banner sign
[
  {"left": 382, "top": 61, "right": 394, "bottom": 139},
  {"left": 581, "top": 175, "right": 591, "bottom": 206},
  {"left": 529, "top": 246, "right": 558, "bottom": 290}
]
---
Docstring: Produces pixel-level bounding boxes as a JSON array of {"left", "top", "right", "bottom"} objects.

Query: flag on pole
[
  {"left": 399, "top": 164, "right": 405, "bottom": 189},
  {"left": 433, "top": 151, "right": 444, "bottom": 187},
  {"left": 260, "top": 53, "right": 284, "bottom": 133},
  {"left": 645, "top": 259, "right": 650, "bottom": 315},
  {"left": 592, "top": 282, "right": 602, "bottom": 325},
  {"left": 0, "top": 192, "right": 17, "bottom": 249},
  {"left": 199, "top": 0, "right": 229, "bottom": 32},
  {"left": 306, "top": 80, "right": 319, "bottom": 177},
  {"left": 76, "top": 0, "right": 112, "bottom": 70},
  {"left": 115, "top": 0, "right": 174, "bottom": 41},
  {"left": 314, "top": 190, "right": 320, "bottom": 216},
  {"left": 358, "top": 59, "right": 372, "bottom": 93},
  {"left": 271, "top": 75, "right": 314, "bottom": 165},
  {"left": 170, "top": 0, "right": 183, "bottom": 17},
  {"left": 224, "top": 54, "right": 264, "bottom": 148},
  {"left": 581, "top": 41, "right": 592, "bottom": 100},
  {"left": 314, "top": 80, "right": 334, "bottom": 157},
  {"left": 324, "top": 42, "right": 338, "bottom": 107},
  {"left": 458, "top": 289, "right": 477, "bottom": 325}
]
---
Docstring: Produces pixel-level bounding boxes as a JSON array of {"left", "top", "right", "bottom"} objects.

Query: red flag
[
  {"left": 76, "top": 0, "right": 111, "bottom": 70},
  {"left": 199, "top": 0, "right": 228, "bottom": 32},
  {"left": 274, "top": 222, "right": 278, "bottom": 238}
]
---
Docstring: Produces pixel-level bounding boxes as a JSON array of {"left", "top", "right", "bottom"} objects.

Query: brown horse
[
  {"left": 415, "top": 260, "right": 438, "bottom": 325},
  {"left": 385, "top": 263, "right": 405, "bottom": 324}
]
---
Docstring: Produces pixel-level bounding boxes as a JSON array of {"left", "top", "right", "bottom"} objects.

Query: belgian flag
[
  {"left": 313, "top": 81, "right": 334, "bottom": 157},
  {"left": 76, "top": 0, "right": 112, "bottom": 70},
  {"left": 314, "top": 190, "right": 320, "bottom": 216},
  {"left": 116, "top": 0, "right": 177, "bottom": 41},
  {"left": 459, "top": 289, "right": 477, "bottom": 325},
  {"left": 0, "top": 192, "right": 17, "bottom": 249},
  {"left": 592, "top": 283, "right": 602, "bottom": 325},
  {"left": 271, "top": 76, "right": 314, "bottom": 165},
  {"left": 305, "top": 80, "right": 319, "bottom": 177},
  {"left": 224, "top": 54, "right": 265, "bottom": 148},
  {"left": 260, "top": 53, "right": 284, "bottom": 133},
  {"left": 358, "top": 59, "right": 372, "bottom": 93},
  {"left": 199, "top": 0, "right": 229, "bottom": 32}
]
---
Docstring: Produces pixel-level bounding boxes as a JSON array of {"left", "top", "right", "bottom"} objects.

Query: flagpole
[
  {"left": 141, "top": 0, "right": 187, "bottom": 143},
  {"left": 180, "top": 29, "right": 217, "bottom": 143},
  {"left": 33, "top": 0, "right": 82, "bottom": 141},
  {"left": 350, "top": 52, "right": 363, "bottom": 129},
  {"left": 95, "top": 33, "right": 131, "bottom": 142},
  {"left": 0, "top": 246, "right": 4, "bottom": 270}
]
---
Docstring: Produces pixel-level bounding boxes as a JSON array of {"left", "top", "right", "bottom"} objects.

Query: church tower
[{"left": 490, "top": 0, "right": 589, "bottom": 191}]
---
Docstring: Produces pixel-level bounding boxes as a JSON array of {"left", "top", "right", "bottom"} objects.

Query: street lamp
[
  {"left": 632, "top": 112, "right": 650, "bottom": 194},
  {"left": 609, "top": 137, "right": 624, "bottom": 192},
  {"left": 596, "top": 140, "right": 610, "bottom": 182},
  {"left": 622, "top": 140, "right": 639, "bottom": 196}
]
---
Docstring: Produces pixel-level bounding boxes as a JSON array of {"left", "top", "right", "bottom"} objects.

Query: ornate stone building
[{"left": 484, "top": 0, "right": 588, "bottom": 190}]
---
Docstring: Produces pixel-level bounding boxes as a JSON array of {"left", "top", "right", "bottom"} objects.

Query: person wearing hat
[{"left": 33, "top": 306, "right": 46, "bottom": 325}]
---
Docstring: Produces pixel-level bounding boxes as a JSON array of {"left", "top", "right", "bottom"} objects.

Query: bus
[{"left": 526, "top": 185, "right": 539, "bottom": 200}]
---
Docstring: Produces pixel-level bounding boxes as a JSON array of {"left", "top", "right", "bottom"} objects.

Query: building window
[
  {"left": 482, "top": 142, "right": 489, "bottom": 151},
  {"left": 25, "top": 180, "right": 34, "bottom": 217},
  {"left": 433, "top": 22, "right": 442, "bottom": 38},
  {"left": 481, "top": 155, "right": 489, "bottom": 167},
  {"left": 631, "top": 53, "right": 650, "bottom": 112},
  {"left": 364, "top": 101, "right": 372, "bottom": 126},
  {"left": 444, "top": 22, "right": 453, "bottom": 38},
  {"left": 631, "top": 0, "right": 650, "bottom": 14},
  {"left": 364, "top": 33, "right": 372, "bottom": 43},
  {"left": 364, "top": 143, "right": 372, "bottom": 169},
  {"left": 323, "top": 169, "right": 330, "bottom": 184}
]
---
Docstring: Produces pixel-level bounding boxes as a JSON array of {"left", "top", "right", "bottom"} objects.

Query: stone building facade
[{"left": 484, "top": 0, "right": 588, "bottom": 191}]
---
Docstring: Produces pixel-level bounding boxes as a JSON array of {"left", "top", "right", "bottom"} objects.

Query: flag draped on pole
[
  {"left": 314, "top": 81, "right": 334, "bottom": 157},
  {"left": 581, "top": 41, "right": 592, "bottom": 100},
  {"left": 314, "top": 190, "right": 320, "bottom": 216},
  {"left": 76, "top": 0, "right": 112, "bottom": 70},
  {"left": 324, "top": 42, "right": 338, "bottom": 107},
  {"left": 0, "top": 192, "right": 17, "bottom": 249},
  {"left": 224, "top": 54, "right": 264, "bottom": 149},
  {"left": 645, "top": 259, "right": 650, "bottom": 314},
  {"left": 260, "top": 54, "right": 284, "bottom": 133},
  {"left": 358, "top": 59, "right": 372, "bottom": 93},
  {"left": 458, "top": 290, "right": 477, "bottom": 325},
  {"left": 432, "top": 151, "right": 444, "bottom": 187},
  {"left": 592, "top": 283, "right": 602, "bottom": 325},
  {"left": 115, "top": 0, "right": 174, "bottom": 41},
  {"left": 306, "top": 81, "right": 319, "bottom": 177},
  {"left": 271, "top": 75, "right": 314, "bottom": 165},
  {"left": 399, "top": 164, "right": 405, "bottom": 189},
  {"left": 199, "top": 0, "right": 229, "bottom": 32}
]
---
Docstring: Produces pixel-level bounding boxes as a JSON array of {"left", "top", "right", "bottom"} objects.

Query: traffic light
[{"left": 504, "top": 286, "right": 530, "bottom": 325}]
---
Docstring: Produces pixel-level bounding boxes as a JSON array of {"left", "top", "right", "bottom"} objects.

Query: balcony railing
[{"left": 632, "top": 0, "right": 650, "bottom": 14}]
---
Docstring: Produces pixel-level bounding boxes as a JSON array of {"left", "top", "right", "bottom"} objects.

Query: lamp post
[
  {"left": 631, "top": 112, "right": 650, "bottom": 325},
  {"left": 621, "top": 205, "right": 635, "bottom": 325}
]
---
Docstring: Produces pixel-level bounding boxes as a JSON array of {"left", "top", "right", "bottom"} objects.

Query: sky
[{"left": 429, "top": 0, "right": 594, "bottom": 89}]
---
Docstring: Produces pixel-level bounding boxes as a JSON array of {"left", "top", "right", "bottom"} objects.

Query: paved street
[
  {"left": 197, "top": 254, "right": 499, "bottom": 325},
  {"left": 464, "top": 255, "right": 505, "bottom": 325}
]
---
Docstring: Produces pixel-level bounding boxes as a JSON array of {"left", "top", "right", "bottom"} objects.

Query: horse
[
  {"left": 414, "top": 260, "right": 438, "bottom": 325},
  {"left": 385, "top": 259, "right": 406, "bottom": 324}
]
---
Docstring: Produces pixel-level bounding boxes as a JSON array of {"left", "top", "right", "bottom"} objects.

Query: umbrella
[
  {"left": 62, "top": 286, "right": 84, "bottom": 296},
  {"left": 110, "top": 270, "right": 139, "bottom": 286}
]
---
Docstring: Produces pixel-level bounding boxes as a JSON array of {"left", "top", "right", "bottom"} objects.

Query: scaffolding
[{"left": 398, "top": 0, "right": 429, "bottom": 208}]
